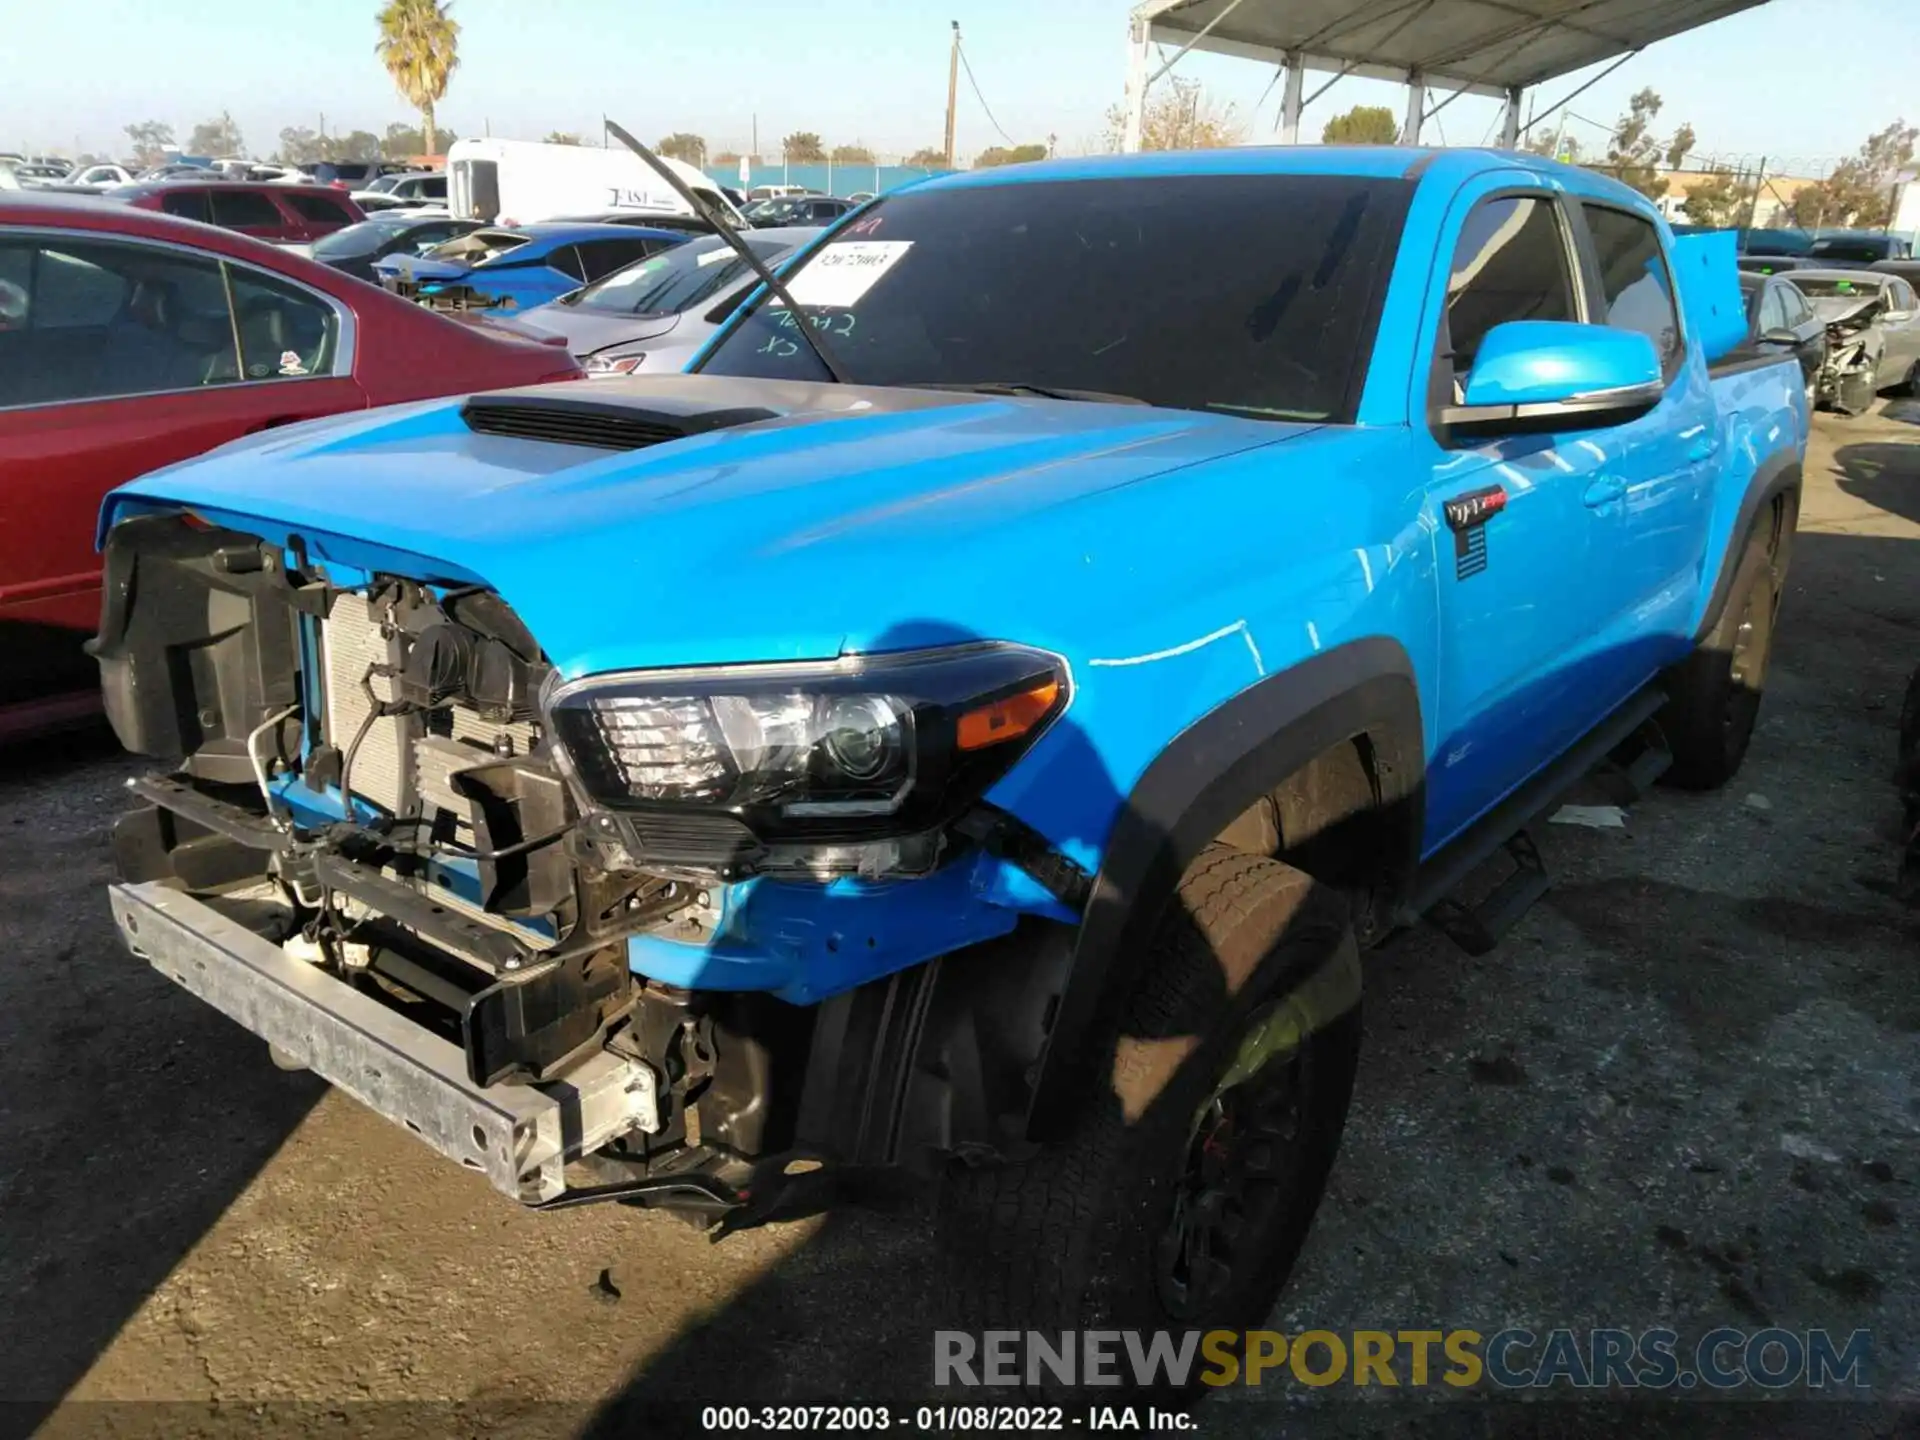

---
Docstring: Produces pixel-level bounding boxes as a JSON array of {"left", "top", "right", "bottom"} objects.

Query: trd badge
[{"left": 1444, "top": 485, "right": 1508, "bottom": 580}]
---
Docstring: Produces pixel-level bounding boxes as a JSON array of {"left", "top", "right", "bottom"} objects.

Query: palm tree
[{"left": 375, "top": 0, "right": 460, "bottom": 157}]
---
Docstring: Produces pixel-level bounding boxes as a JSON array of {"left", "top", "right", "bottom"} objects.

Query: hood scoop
[{"left": 460, "top": 393, "right": 779, "bottom": 451}]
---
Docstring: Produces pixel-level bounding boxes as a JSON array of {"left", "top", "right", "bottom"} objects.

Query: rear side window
[
  {"left": 546, "top": 244, "right": 586, "bottom": 282},
  {"left": 286, "top": 193, "right": 354, "bottom": 225},
  {"left": 160, "top": 189, "right": 212, "bottom": 223},
  {"left": 1440, "top": 195, "right": 1577, "bottom": 380},
  {"left": 222, "top": 266, "right": 339, "bottom": 382},
  {"left": 1581, "top": 204, "right": 1682, "bottom": 373},
  {"left": 210, "top": 190, "right": 285, "bottom": 229}
]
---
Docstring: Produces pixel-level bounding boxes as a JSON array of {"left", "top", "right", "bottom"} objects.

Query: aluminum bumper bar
[{"left": 108, "top": 882, "right": 656, "bottom": 1204}]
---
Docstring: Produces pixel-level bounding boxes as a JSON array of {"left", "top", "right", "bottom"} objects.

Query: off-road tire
[
  {"left": 937, "top": 847, "right": 1361, "bottom": 1365},
  {"left": 1661, "top": 509, "right": 1791, "bottom": 790}
]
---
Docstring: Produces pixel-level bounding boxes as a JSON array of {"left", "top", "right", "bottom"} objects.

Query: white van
[{"left": 447, "top": 138, "right": 743, "bottom": 228}]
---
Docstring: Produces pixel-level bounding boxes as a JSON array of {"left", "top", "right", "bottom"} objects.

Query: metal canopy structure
[{"left": 1122, "top": 0, "right": 1774, "bottom": 150}]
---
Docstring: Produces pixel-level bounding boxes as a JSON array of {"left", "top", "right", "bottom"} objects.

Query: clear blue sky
[{"left": 2, "top": 0, "right": 1910, "bottom": 173}]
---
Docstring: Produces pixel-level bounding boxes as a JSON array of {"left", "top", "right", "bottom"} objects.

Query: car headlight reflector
[{"left": 547, "top": 644, "right": 1069, "bottom": 843}]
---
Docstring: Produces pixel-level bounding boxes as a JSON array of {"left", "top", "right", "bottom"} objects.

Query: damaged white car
[{"left": 1789, "top": 269, "right": 1920, "bottom": 415}]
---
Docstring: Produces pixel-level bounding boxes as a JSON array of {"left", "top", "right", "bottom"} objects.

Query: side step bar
[{"left": 1404, "top": 687, "right": 1670, "bottom": 953}]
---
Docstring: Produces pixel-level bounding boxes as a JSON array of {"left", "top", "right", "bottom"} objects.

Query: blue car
[
  {"left": 371, "top": 222, "right": 688, "bottom": 314},
  {"left": 93, "top": 146, "right": 1804, "bottom": 1344}
]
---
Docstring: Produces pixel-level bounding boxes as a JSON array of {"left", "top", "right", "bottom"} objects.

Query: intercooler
[{"left": 321, "top": 592, "right": 539, "bottom": 820}]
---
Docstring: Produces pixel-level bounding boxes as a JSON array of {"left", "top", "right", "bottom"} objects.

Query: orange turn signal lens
[{"left": 956, "top": 678, "right": 1061, "bottom": 752}]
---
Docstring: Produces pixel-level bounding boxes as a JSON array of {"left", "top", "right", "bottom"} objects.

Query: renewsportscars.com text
[{"left": 934, "top": 1327, "right": 1871, "bottom": 1391}]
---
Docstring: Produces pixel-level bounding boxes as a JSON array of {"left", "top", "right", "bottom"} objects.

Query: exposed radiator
[{"left": 322, "top": 593, "right": 539, "bottom": 818}]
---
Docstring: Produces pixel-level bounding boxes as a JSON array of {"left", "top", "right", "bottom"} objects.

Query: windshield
[
  {"left": 698, "top": 173, "right": 1412, "bottom": 423},
  {"left": 568, "top": 234, "right": 796, "bottom": 315},
  {"left": 1809, "top": 239, "right": 1890, "bottom": 262},
  {"left": 1794, "top": 276, "right": 1887, "bottom": 299},
  {"left": 313, "top": 217, "right": 413, "bottom": 259}
]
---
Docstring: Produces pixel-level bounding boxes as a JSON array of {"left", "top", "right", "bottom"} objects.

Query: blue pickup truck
[{"left": 94, "top": 146, "right": 1804, "bottom": 1340}]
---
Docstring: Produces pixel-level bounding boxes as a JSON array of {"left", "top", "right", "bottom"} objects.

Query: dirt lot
[{"left": 3, "top": 409, "right": 1917, "bottom": 1439}]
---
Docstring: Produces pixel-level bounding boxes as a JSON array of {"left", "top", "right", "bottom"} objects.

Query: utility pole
[
  {"left": 752, "top": 113, "right": 759, "bottom": 161},
  {"left": 944, "top": 21, "right": 960, "bottom": 169},
  {"left": 1742, "top": 154, "right": 1768, "bottom": 234}
]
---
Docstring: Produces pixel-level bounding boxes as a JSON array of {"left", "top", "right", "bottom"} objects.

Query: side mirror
[
  {"left": 1759, "top": 327, "right": 1802, "bottom": 347},
  {"left": 1884, "top": 310, "right": 1915, "bottom": 324},
  {"left": 1442, "top": 320, "right": 1664, "bottom": 439}
]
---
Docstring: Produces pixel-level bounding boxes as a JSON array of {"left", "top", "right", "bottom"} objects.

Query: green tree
[
  {"left": 331, "top": 128, "right": 382, "bottom": 160},
  {"left": 123, "top": 120, "right": 175, "bottom": 169},
  {"left": 376, "top": 0, "right": 460, "bottom": 156},
  {"left": 905, "top": 145, "right": 947, "bottom": 168},
  {"left": 782, "top": 131, "right": 825, "bottom": 162},
  {"left": 276, "top": 126, "right": 322, "bottom": 165},
  {"left": 1523, "top": 129, "right": 1585, "bottom": 164},
  {"left": 1321, "top": 105, "right": 1398, "bottom": 145},
  {"left": 187, "top": 111, "right": 245, "bottom": 157},
  {"left": 973, "top": 143, "right": 1047, "bottom": 167},
  {"left": 544, "top": 131, "right": 583, "bottom": 146},
  {"left": 656, "top": 132, "right": 707, "bottom": 165},
  {"left": 831, "top": 143, "right": 875, "bottom": 164},
  {"left": 1789, "top": 119, "right": 1918, "bottom": 229},
  {"left": 1680, "top": 169, "right": 1759, "bottom": 228},
  {"left": 1596, "top": 88, "right": 1690, "bottom": 201},
  {"left": 1103, "top": 78, "right": 1243, "bottom": 152}
]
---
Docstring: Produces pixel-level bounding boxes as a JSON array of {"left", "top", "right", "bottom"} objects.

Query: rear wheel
[
  {"left": 1661, "top": 513, "right": 1789, "bottom": 790},
  {"left": 938, "top": 848, "right": 1361, "bottom": 1363}
]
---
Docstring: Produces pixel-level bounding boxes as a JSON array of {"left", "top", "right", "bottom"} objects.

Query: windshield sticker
[{"left": 782, "top": 240, "right": 913, "bottom": 307}]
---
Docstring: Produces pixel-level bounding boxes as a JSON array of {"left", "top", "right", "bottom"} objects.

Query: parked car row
[
  {"left": 0, "top": 192, "right": 583, "bottom": 738},
  {"left": 1726, "top": 262, "right": 1920, "bottom": 416}
]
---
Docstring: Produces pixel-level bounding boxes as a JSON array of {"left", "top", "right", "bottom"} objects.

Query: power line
[{"left": 956, "top": 38, "right": 1017, "bottom": 147}]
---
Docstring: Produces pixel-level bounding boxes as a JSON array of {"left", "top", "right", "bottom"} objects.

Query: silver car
[
  {"left": 501, "top": 226, "right": 815, "bottom": 376},
  {"left": 1789, "top": 269, "right": 1920, "bottom": 401}
]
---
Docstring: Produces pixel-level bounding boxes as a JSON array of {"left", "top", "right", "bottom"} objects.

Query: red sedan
[{"left": 0, "top": 194, "right": 583, "bottom": 739}]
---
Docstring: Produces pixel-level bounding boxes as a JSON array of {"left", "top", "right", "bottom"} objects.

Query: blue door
[{"left": 1415, "top": 183, "right": 1640, "bottom": 850}]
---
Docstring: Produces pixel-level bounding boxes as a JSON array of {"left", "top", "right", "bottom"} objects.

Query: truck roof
[{"left": 923, "top": 145, "right": 1657, "bottom": 213}]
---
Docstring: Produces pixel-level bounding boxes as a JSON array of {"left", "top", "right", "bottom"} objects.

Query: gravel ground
[{"left": 2, "top": 409, "right": 1917, "bottom": 1440}]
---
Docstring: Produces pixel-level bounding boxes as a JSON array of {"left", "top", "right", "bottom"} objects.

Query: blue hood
[{"left": 108, "top": 375, "right": 1322, "bottom": 676}]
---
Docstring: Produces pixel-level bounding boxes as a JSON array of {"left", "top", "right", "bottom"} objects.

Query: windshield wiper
[
  {"left": 914, "top": 381, "right": 1151, "bottom": 406},
  {"left": 603, "top": 119, "right": 851, "bottom": 385}
]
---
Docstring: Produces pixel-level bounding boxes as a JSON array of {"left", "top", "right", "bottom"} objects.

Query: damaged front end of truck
[{"left": 92, "top": 497, "right": 1081, "bottom": 1225}]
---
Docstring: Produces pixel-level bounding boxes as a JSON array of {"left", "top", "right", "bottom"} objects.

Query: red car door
[{"left": 0, "top": 232, "right": 364, "bottom": 727}]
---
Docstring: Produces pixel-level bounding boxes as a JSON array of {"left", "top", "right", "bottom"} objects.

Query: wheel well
[{"left": 1213, "top": 732, "right": 1406, "bottom": 932}]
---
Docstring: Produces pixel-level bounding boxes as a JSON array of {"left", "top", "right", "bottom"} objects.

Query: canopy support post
[
  {"left": 1401, "top": 73, "right": 1426, "bottom": 145},
  {"left": 1280, "top": 51, "right": 1304, "bottom": 143},
  {"left": 1499, "top": 85, "right": 1524, "bottom": 149},
  {"left": 1122, "top": 15, "right": 1150, "bottom": 152}
]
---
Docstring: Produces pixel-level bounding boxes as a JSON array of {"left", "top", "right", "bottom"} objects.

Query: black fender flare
[
  {"left": 1023, "top": 635, "right": 1426, "bottom": 1140},
  {"left": 1694, "top": 447, "right": 1802, "bottom": 644}
]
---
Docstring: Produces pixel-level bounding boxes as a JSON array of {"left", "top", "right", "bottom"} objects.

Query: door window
[
  {"left": 1780, "top": 285, "right": 1813, "bottom": 327},
  {"left": 1581, "top": 204, "right": 1682, "bottom": 373},
  {"left": 222, "top": 266, "right": 340, "bottom": 382},
  {"left": 160, "top": 189, "right": 213, "bottom": 223},
  {"left": 0, "top": 238, "right": 236, "bottom": 406},
  {"left": 573, "top": 238, "right": 663, "bottom": 281},
  {"left": 285, "top": 192, "right": 355, "bottom": 226},
  {"left": 1756, "top": 284, "right": 1788, "bottom": 335},
  {"left": 1438, "top": 195, "right": 1578, "bottom": 389},
  {"left": 1890, "top": 278, "right": 1917, "bottom": 313},
  {"left": 210, "top": 189, "right": 285, "bottom": 229},
  {"left": 546, "top": 244, "right": 587, "bottom": 282}
]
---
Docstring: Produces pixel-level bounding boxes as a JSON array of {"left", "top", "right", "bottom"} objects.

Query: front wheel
[{"left": 938, "top": 847, "right": 1361, "bottom": 1355}]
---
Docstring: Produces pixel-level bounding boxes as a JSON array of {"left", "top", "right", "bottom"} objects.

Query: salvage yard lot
[{"left": 3, "top": 407, "right": 1917, "bottom": 1436}]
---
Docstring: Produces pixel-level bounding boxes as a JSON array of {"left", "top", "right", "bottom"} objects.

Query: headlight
[
  {"left": 547, "top": 643, "right": 1069, "bottom": 867},
  {"left": 585, "top": 351, "right": 646, "bottom": 377}
]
